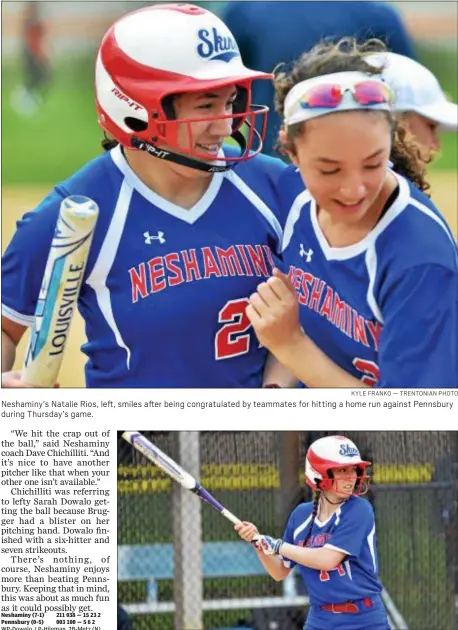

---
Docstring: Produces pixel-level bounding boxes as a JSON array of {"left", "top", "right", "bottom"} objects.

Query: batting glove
[{"left": 254, "top": 535, "right": 283, "bottom": 556}]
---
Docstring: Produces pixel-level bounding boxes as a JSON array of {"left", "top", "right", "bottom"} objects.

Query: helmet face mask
[
  {"left": 305, "top": 436, "right": 371, "bottom": 497},
  {"left": 146, "top": 89, "right": 268, "bottom": 163},
  {"left": 323, "top": 466, "right": 370, "bottom": 496},
  {"left": 95, "top": 4, "right": 271, "bottom": 170}
]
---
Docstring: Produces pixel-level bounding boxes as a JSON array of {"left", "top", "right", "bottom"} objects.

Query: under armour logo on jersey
[
  {"left": 144, "top": 231, "right": 165, "bottom": 245},
  {"left": 299, "top": 244, "right": 313, "bottom": 262},
  {"left": 197, "top": 28, "right": 239, "bottom": 63},
  {"left": 339, "top": 444, "right": 359, "bottom": 458}
]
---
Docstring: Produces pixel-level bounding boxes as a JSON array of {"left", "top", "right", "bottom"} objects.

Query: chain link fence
[{"left": 118, "top": 431, "right": 457, "bottom": 630}]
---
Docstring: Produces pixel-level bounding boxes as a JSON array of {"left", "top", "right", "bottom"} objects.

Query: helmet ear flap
[
  {"left": 317, "top": 474, "right": 333, "bottom": 491},
  {"left": 316, "top": 467, "right": 336, "bottom": 492}
]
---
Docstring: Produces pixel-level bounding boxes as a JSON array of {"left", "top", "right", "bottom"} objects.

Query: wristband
[
  {"left": 263, "top": 383, "right": 281, "bottom": 388},
  {"left": 274, "top": 539, "right": 284, "bottom": 555}
]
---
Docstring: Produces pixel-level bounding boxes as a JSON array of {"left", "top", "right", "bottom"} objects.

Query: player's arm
[
  {"left": 377, "top": 264, "right": 458, "bottom": 387},
  {"left": 253, "top": 534, "right": 346, "bottom": 570},
  {"left": 2, "top": 317, "right": 60, "bottom": 389},
  {"left": 277, "top": 542, "right": 345, "bottom": 572},
  {"left": 322, "top": 500, "right": 374, "bottom": 561},
  {"left": 255, "top": 544, "right": 292, "bottom": 581},
  {"left": 262, "top": 353, "right": 298, "bottom": 388},
  {"left": 259, "top": 499, "right": 373, "bottom": 569},
  {"left": 1, "top": 317, "right": 26, "bottom": 371},
  {"left": 275, "top": 333, "right": 367, "bottom": 388},
  {"left": 235, "top": 521, "right": 291, "bottom": 581},
  {"left": 1, "top": 318, "right": 40, "bottom": 388},
  {"left": 247, "top": 269, "right": 369, "bottom": 387}
]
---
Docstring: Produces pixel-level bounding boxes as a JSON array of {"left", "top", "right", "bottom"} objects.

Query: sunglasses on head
[{"left": 299, "top": 80, "right": 393, "bottom": 110}]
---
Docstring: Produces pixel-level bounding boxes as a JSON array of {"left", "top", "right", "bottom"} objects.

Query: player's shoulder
[
  {"left": 376, "top": 173, "right": 458, "bottom": 273},
  {"left": 277, "top": 163, "right": 307, "bottom": 192},
  {"left": 277, "top": 164, "right": 310, "bottom": 210},
  {"left": 288, "top": 500, "right": 315, "bottom": 525},
  {"left": 13, "top": 151, "right": 121, "bottom": 240},
  {"left": 58, "top": 149, "right": 122, "bottom": 200},
  {"left": 342, "top": 496, "right": 374, "bottom": 519},
  {"left": 222, "top": 148, "right": 289, "bottom": 227},
  {"left": 227, "top": 147, "right": 288, "bottom": 186},
  {"left": 276, "top": 165, "right": 312, "bottom": 241}
]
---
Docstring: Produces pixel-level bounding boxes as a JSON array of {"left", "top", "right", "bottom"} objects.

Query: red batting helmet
[
  {"left": 95, "top": 4, "right": 271, "bottom": 171},
  {"left": 305, "top": 435, "right": 371, "bottom": 496}
]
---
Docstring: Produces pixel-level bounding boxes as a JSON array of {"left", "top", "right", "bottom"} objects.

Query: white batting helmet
[
  {"left": 95, "top": 3, "right": 271, "bottom": 169},
  {"left": 305, "top": 435, "right": 371, "bottom": 495}
]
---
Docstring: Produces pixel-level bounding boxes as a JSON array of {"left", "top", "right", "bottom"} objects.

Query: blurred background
[
  {"left": 1, "top": 0, "right": 457, "bottom": 386},
  {"left": 117, "top": 430, "right": 458, "bottom": 630}
]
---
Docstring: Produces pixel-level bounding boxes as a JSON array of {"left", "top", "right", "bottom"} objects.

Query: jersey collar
[
  {"left": 110, "top": 145, "right": 226, "bottom": 225},
  {"left": 310, "top": 172, "right": 411, "bottom": 261}
]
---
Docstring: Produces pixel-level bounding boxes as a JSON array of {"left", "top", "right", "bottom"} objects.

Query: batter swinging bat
[
  {"left": 122, "top": 431, "right": 243, "bottom": 526},
  {"left": 22, "top": 195, "right": 99, "bottom": 387}
]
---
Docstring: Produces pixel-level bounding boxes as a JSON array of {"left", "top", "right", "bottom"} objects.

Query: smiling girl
[
  {"left": 235, "top": 435, "right": 389, "bottom": 630},
  {"left": 2, "top": 4, "right": 287, "bottom": 388},
  {"left": 247, "top": 38, "right": 458, "bottom": 388}
]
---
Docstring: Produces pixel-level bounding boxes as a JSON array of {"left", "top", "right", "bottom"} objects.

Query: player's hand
[
  {"left": 246, "top": 268, "right": 305, "bottom": 359},
  {"left": 234, "top": 521, "right": 260, "bottom": 542},
  {"left": 1, "top": 370, "right": 60, "bottom": 388},
  {"left": 255, "top": 535, "right": 284, "bottom": 556}
]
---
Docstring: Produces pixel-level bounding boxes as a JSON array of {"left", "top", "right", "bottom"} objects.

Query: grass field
[{"left": 2, "top": 171, "right": 457, "bottom": 387}]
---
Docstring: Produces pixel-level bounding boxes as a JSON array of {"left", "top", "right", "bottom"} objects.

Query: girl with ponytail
[{"left": 236, "top": 435, "right": 390, "bottom": 630}]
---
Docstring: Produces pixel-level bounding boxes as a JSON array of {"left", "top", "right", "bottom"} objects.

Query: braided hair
[{"left": 305, "top": 489, "right": 321, "bottom": 546}]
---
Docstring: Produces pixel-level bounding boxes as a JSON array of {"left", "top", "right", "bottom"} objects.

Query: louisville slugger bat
[
  {"left": 22, "top": 195, "right": 99, "bottom": 387},
  {"left": 122, "top": 431, "right": 243, "bottom": 526}
]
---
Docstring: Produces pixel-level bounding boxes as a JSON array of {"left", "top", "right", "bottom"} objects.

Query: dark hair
[
  {"left": 101, "top": 133, "right": 119, "bottom": 152},
  {"left": 304, "top": 489, "right": 321, "bottom": 546},
  {"left": 273, "top": 37, "right": 430, "bottom": 195}
]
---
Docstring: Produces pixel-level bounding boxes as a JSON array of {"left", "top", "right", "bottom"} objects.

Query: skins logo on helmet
[
  {"left": 339, "top": 444, "right": 359, "bottom": 457},
  {"left": 197, "top": 28, "right": 239, "bottom": 63}
]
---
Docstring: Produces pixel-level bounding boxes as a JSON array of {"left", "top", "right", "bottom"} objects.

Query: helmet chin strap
[
  {"left": 315, "top": 480, "right": 350, "bottom": 505},
  {"left": 131, "top": 125, "right": 261, "bottom": 173},
  {"left": 321, "top": 492, "right": 348, "bottom": 505}
]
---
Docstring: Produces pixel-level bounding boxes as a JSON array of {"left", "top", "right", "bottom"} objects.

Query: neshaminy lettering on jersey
[
  {"left": 288, "top": 265, "right": 382, "bottom": 351},
  {"left": 128, "top": 244, "right": 275, "bottom": 303},
  {"left": 301, "top": 533, "right": 332, "bottom": 548}
]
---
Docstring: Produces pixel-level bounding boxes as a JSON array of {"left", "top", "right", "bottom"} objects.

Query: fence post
[
  {"left": 173, "top": 432, "right": 203, "bottom": 630},
  {"left": 278, "top": 432, "right": 301, "bottom": 528}
]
